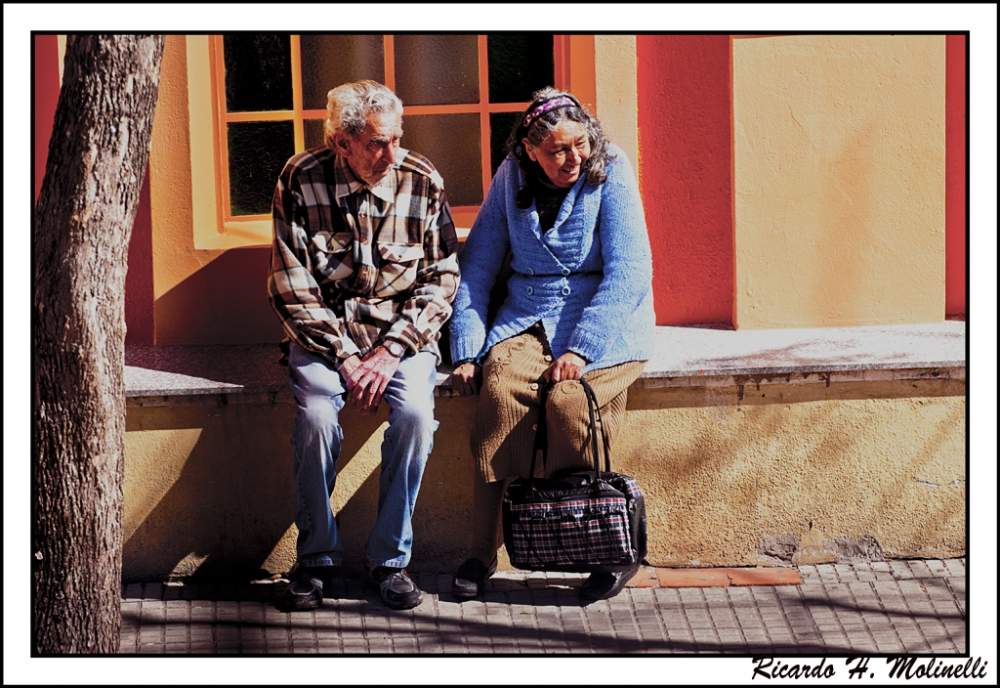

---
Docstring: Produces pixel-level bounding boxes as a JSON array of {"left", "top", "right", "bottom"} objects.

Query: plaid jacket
[{"left": 268, "top": 146, "right": 460, "bottom": 367}]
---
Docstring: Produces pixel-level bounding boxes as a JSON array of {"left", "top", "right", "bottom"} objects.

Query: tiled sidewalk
[{"left": 120, "top": 559, "right": 966, "bottom": 655}]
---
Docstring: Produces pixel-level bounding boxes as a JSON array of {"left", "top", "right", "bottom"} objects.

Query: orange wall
[
  {"left": 148, "top": 36, "right": 282, "bottom": 345},
  {"left": 636, "top": 35, "right": 734, "bottom": 326}
]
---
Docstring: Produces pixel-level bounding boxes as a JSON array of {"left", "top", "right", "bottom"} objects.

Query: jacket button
[
  {"left": 544, "top": 355, "right": 553, "bottom": 362},
  {"left": 526, "top": 286, "right": 533, "bottom": 295},
  {"left": 531, "top": 424, "right": 538, "bottom": 431},
  {"left": 561, "top": 286, "right": 571, "bottom": 295},
  {"left": 561, "top": 267, "right": 570, "bottom": 275},
  {"left": 529, "top": 382, "right": 539, "bottom": 391}
]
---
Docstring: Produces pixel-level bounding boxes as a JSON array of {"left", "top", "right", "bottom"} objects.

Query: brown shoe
[{"left": 452, "top": 558, "right": 498, "bottom": 599}]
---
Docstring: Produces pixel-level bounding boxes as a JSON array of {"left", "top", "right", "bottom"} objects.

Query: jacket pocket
[{"left": 374, "top": 242, "right": 425, "bottom": 297}]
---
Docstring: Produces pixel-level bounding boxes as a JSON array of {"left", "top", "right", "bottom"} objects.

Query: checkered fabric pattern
[
  {"left": 505, "top": 494, "right": 637, "bottom": 568},
  {"left": 269, "top": 146, "right": 460, "bottom": 366}
]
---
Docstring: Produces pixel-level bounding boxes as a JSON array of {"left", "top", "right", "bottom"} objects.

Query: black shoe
[
  {"left": 579, "top": 566, "right": 637, "bottom": 603},
  {"left": 282, "top": 565, "right": 332, "bottom": 611},
  {"left": 452, "top": 558, "right": 498, "bottom": 600},
  {"left": 367, "top": 566, "right": 423, "bottom": 610}
]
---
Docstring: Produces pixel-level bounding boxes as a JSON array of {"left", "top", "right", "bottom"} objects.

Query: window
[{"left": 200, "top": 33, "right": 576, "bottom": 246}]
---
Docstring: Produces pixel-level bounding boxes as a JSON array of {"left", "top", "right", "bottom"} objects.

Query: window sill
[
  {"left": 194, "top": 220, "right": 273, "bottom": 250},
  {"left": 193, "top": 220, "right": 471, "bottom": 252}
]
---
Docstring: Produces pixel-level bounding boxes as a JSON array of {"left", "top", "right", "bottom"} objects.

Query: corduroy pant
[{"left": 466, "top": 323, "right": 646, "bottom": 565}]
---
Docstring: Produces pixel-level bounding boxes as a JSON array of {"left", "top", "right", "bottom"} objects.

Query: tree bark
[{"left": 33, "top": 35, "right": 164, "bottom": 655}]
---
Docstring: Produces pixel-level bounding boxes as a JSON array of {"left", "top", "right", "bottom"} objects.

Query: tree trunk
[{"left": 33, "top": 35, "right": 164, "bottom": 655}]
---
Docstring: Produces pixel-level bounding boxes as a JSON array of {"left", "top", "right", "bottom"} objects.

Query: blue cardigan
[{"left": 450, "top": 144, "right": 655, "bottom": 373}]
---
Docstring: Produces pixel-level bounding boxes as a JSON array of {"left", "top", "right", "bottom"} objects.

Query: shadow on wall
[
  {"left": 153, "top": 247, "right": 284, "bottom": 346},
  {"left": 124, "top": 394, "right": 479, "bottom": 582},
  {"left": 124, "top": 400, "right": 384, "bottom": 581}
]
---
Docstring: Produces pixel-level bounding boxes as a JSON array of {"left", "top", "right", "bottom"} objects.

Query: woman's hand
[
  {"left": 451, "top": 362, "right": 482, "bottom": 396},
  {"left": 541, "top": 352, "right": 587, "bottom": 383}
]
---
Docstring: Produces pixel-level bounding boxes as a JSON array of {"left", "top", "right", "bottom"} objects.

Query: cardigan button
[
  {"left": 561, "top": 267, "right": 570, "bottom": 276},
  {"left": 529, "top": 382, "right": 539, "bottom": 391},
  {"left": 561, "top": 286, "right": 571, "bottom": 295},
  {"left": 543, "top": 354, "right": 552, "bottom": 362},
  {"left": 526, "top": 286, "right": 534, "bottom": 295}
]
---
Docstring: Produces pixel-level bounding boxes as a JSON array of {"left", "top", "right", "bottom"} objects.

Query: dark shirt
[{"left": 535, "top": 181, "right": 571, "bottom": 232}]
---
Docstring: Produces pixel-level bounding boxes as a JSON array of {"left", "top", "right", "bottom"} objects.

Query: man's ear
[{"left": 334, "top": 132, "right": 351, "bottom": 152}]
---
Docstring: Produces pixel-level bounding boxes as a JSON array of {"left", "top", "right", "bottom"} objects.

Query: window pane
[
  {"left": 223, "top": 34, "right": 292, "bottom": 112},
  {"left": 300, "top": 34, "right": 385, "bottom": 110},
  {"left": 394, "top": 35, "right": 479, "bottom": 106},
  {"left": 402, "top": 114, "right": 482, "bottom": 206},
  {"left": 490, "top": 111, "right": 522, "bottom": 175},
  {"left": 487, "top": 34, "right": 554, "bottom": 103},
  {"left": 228, "top": 121, "right": 294, "bottom": 216},
  {"left": 304, "top": 118, "right": 326, "bottom": 150}
]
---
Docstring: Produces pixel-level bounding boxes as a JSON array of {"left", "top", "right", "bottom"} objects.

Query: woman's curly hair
[{"left": 506, "top": 87, "right": 613, "bottom": 209}]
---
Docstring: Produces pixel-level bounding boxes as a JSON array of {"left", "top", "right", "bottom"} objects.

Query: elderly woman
[{"left": 449, "top": 88, "right": 655, "bottom": 602}]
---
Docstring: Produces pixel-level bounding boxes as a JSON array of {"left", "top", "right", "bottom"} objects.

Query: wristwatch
[{"left": 382, "top": 339, "right": 406, "bottom": 358}]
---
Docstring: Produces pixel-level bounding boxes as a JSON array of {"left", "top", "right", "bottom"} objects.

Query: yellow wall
[
  {"left": 124, "top": 375, "right": 965, "bottom": 580},
  {"left": 595, "top": 35, "right": 639, "bottom": 173},
  {"left": 733, "top": 36, "right": 946, "bottom": 329}
]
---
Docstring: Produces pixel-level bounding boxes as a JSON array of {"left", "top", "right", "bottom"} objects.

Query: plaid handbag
[{"left": 501, "top": 379, "right": 647, "bottom": 573}]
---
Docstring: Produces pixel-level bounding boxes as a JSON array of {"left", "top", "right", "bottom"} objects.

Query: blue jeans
[{"left": 287, "top": 343, "right": 438, "bottom": 570}]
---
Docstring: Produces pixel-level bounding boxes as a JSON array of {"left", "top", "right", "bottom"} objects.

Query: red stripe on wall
[
  {"left": 636, "top": 35, "right": 733, "bottom": 326},
  {"left": 125, "top": 169, "right": 155, "bottom": 343},
  {"left": 34, "top": 34, "right": 60, "bottom": 202},
  {"left": 945, "top": 34, "right": 966, "bottom": 317}
]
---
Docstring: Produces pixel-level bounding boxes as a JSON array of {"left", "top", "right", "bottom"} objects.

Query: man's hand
[
  {"left": 451, "top": 362, "right": 481, "bottom": 396},
  {"left": 541, "top": 352, "right": 587, "bottom": 384},
  {"left": 340, "top": 346, "right": 401, "bottom": 414}
]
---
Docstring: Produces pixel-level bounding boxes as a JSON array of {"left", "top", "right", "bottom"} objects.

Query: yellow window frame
[{"left": 188, "top": 34, "right": 596, "bottom": 250}]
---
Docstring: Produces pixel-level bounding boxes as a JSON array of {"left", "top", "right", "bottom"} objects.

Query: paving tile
[
  {"left": 656, "top": 568, "right": 730, "bottom": 588},
  {"left": 117, "top": 560, "right": 969, "bottom": 656},
  {"left": 728, "top": 568, "right": 803, "bottom": 586}
]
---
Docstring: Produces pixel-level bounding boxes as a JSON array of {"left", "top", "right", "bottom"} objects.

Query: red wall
[
  {"left": 636, "top": 35, "right": 734, "bottom": 326},
  {"left": 33, "top": 35, "right": 156, "bottom": 342},
  {"left": 33, "top": 35, "right": 60, "bottom": 202},
  {"left": 125, "top": 172, "right": 155, "bottom": 343},
  {"left": 945, "top": 34, "right": 967, "bottom": 317}
]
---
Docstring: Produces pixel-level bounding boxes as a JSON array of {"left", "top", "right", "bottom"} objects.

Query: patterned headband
[{"left": 522, "top": 96, "right": 579, "bottom": 130}]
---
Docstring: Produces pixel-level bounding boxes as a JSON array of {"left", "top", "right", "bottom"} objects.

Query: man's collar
[{"left": 334, "top": 150, "right": 399, "bottom": 204}]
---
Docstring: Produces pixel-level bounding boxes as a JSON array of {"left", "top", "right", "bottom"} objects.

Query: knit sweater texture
[{"left": 450, "top": 143, "right": 655, "bottom": 372}]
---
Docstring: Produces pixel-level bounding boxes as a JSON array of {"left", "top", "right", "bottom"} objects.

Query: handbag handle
[
  {"left": 580, "top": 378, "right": 613, "bottom": 475},
  {"left": 527, "top": 378, "right": 612, "bottom": 488},
  {"left": 526, "top": 383, "right": 550, "bottom": 493}
]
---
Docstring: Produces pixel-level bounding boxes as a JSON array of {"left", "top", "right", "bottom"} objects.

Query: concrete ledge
[{"left": 126, "top": 321, "right": 966, "bottom": 401}]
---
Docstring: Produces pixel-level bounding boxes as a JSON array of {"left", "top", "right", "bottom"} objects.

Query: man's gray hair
[{"left": 324, "top": 80, "right": 403, "bottom": 147}]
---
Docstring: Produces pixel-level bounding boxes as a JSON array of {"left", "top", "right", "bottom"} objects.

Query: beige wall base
[{"left": 124, "top": 376, "right": 964, "bottom": 580}]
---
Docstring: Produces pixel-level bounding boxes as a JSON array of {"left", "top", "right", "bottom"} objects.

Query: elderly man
[{"left": 268, "top": 80, "right": 460, "bottom": 610}]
